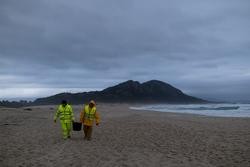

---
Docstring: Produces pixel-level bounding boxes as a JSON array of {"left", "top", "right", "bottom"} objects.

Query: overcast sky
[{"left": 0, "top": 0, "right": 250, "bottom": 102}]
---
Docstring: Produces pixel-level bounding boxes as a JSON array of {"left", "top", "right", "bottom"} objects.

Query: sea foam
[{"left": 130, "top": 103, "right": 250, "bottom": 117}]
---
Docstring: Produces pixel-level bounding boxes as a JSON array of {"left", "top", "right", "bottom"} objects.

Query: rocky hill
[{"left": 33, "top": 80, "right": 206, "bottom": 105}]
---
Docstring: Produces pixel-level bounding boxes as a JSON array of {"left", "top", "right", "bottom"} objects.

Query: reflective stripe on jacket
[
  {"left": 54, "top": 104, "right": 74, "bottom": 122},
  {"left": 80, "top": 105, "right": 100, "bottom": 126}
]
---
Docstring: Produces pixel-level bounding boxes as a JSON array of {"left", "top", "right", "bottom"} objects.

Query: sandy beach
[{"left": 0, "top": 103, "right": 250, "bottom": 167}]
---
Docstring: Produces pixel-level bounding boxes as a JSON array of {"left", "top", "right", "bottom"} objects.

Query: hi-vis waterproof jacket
[
  {"left": 54, "top": 104, "right": 75, "bottom": 123},
  {"left": 80, "top": 105, "right": 100, "bottom": 126}
]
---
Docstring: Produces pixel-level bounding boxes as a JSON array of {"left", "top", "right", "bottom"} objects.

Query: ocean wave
[
  {"left": 130, "top": 104, "right": 250, "bottom": 117},
  {"left": 178, "top": 106, "right": 240, "bottom": 111}
]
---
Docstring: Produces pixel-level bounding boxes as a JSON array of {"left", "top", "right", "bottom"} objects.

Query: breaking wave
[
  {"left": 130, "top": 103, "right": 250, "bottom": 117},
  {"left": 178, "top": 106, "right": 240, "bottom": 111}
]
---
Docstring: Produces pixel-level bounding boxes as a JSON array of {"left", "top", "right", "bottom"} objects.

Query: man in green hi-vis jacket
[{"left": 54, "top": 100, "right": 75, "bottom": 139}]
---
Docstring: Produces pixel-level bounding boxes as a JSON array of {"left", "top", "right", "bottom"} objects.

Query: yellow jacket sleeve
[
  {"left": 95, "top": 111, "right": 100, "bottom": 124},
  {"left": 69, "top": 105, "right": 75, "bottom": 121},
  {"left": 80, "top": 110, "right": 84, "bottom": 123}
]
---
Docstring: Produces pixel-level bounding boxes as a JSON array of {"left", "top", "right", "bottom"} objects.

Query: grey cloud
[{"left": 0, "top": 0, "right": 250, "bottom": 101}]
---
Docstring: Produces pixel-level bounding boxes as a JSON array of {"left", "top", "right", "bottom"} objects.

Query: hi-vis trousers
[
  {"left": 60, "top": 120, "right": 72, "bottom": 139},
  {"left": 83, "top": 125, "right": 93, "bottom": 140}
]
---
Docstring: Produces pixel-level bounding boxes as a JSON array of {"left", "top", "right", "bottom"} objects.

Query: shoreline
[{"left": 130, "top": 103, "right": 250, "bottom": 118}]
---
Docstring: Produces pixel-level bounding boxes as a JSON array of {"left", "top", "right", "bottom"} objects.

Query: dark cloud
[{"left": 0, "top": 0, "right": 250, "bottom": 101}]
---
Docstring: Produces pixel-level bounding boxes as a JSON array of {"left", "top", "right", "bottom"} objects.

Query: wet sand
[{"left": 0, "top": 103, "right": 250, "bottom": 167}]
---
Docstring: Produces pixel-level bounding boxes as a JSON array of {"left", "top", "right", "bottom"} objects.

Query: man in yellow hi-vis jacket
[
  {"left": 54, "top": 100, "right": 75, "bottom": 139},
  {"left": 80, "top": 100, "right": 100, "bottom": 141}
]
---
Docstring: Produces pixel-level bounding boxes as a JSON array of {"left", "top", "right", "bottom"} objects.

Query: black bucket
[{"left": 73, "top": 122, "right": 82, "bottom": 131}]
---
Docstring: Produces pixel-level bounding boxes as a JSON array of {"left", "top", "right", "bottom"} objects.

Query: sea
[{"left": 130, "top": 103, "right": 250, "bottom": 117}]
